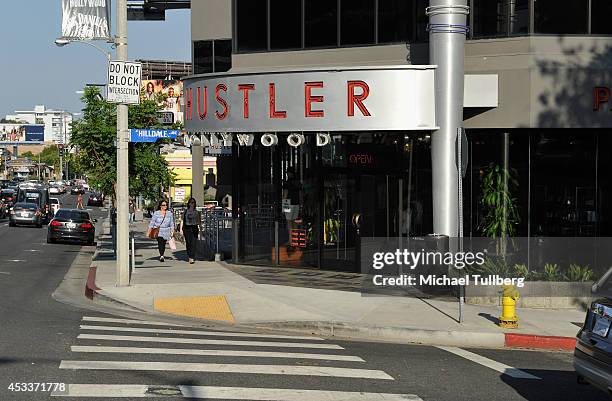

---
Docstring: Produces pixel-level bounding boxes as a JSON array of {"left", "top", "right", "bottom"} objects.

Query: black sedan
[
  {"left": 87, "top": 192, "right": 104, "bottom": 207},
  {"left": 47, "top": 209, "right": 96, "bottom": 245},
  {"left": 9, "top": 202, "right": 43, "bottom": 227}
]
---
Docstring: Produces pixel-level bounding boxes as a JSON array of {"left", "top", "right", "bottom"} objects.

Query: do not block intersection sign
[{"left": 107, "top": 60, "right": 142, "bottom": 104}]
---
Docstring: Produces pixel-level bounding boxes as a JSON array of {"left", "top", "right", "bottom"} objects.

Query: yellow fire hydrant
[{"left": 499, "top": 285, "right": 519, "bottom": 328}]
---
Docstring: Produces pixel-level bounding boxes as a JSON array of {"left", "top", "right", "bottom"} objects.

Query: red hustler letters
[{"left": 185, "top": 80, "right": 372, "bottom": 121}]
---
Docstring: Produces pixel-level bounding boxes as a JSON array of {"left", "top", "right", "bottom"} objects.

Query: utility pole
[{"left": 116, "top": 0, "right": 130, "bottom": 286}]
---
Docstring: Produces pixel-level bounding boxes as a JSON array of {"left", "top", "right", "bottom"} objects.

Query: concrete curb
[{"left": 504, "top": 333, "right": 577, "bottom": 350}]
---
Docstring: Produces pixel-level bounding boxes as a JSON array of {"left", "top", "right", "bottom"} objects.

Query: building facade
[
  {"left": 6, "top": 105, "right": 73, "bottom": 145},
  {"left": 187, "top": 0, "right": 612, "bottom": 270}
]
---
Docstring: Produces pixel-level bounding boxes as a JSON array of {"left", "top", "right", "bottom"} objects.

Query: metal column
[
  {"left": 192, "top": 136, "right": 204, "bottom": 205},
  {"left": 427, "top": 0, "right": 469, "bottom": 237}
]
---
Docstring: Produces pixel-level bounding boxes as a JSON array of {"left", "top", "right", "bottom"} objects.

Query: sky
[{"left": 0, "top": 1, "right": 191, "bottom": 118}]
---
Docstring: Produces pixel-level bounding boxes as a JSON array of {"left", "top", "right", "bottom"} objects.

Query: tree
[{"left": 69, "top": 86, "right": 176, "bottom": 201}]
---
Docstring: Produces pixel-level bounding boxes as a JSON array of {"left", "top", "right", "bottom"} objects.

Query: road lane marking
[
  {"left": 70, "top": 345, "right": 364, "bottom": 362},
  {"left": 436, "top": 346, "right": 541, "bottom": 380},
  {"left": 59, "top": 360, "right": 394, "bottom": 380},
  {"left": 78, "top": 334, "right": 343, "bottom": 349},
  {"left": 5, "top": 259, "right": 26, "bottom": 263},
  {"left": 53, "top": 384, "right": 420, "bottom": 399},
  {"left": 80, "top": 324, "right": 325, "bottom": 341},
  {"left": 0, "top": 272, "right": 11, "bottom": 275}
]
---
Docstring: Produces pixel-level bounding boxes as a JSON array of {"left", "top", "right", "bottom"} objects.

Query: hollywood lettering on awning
[
  {"left": 61, "top": 0, "right": 111, "bottom": 41},
  {"left": 183, "top": 66, "right": 437, "bottom": 146}
]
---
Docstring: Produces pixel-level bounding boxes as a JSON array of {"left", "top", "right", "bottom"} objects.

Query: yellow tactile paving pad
[{"left": 153, "top": 295, "right": 235, "bottom": 323}]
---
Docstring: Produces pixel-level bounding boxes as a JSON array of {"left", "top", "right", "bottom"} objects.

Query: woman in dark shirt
[{"left": 180, "top": 198, "right": 202, "bottom": 264}]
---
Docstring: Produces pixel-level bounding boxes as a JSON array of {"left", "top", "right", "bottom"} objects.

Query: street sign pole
[{"left": 116, "top": 0, "right": 130, "bottom": 287}]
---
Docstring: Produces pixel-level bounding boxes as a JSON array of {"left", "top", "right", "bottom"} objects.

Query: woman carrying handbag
[
  {"left": 147, "top": 200, "right": 175, "bottom": 262},
  {"left": 179, "top": 198, "right": 202, "bottom": 264}
]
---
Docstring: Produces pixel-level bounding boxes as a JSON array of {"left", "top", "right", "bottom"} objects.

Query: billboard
[
  {"left": 141, "top": 80, "right": 184, "bottom": 123},
  {"left": 0, "top": 124, "right": 45, "bottom": 144},
  {"left": 61, "top": 0, "right": 111, "bottom": 41}
]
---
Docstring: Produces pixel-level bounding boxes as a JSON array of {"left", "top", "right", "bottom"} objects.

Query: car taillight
[
  {"left": 50, "top": 220, "right": 62, "bottom": 227},
  {"left": 7, "top": 197, "right": 12, "bottom": 201},
  {"left": 81, "top": 223, "right": 93, "bottom": 229}
]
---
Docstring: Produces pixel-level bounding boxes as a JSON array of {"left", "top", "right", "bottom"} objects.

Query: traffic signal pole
[{"left": 116, "top": 0, "right": 130, "bottom": 286}]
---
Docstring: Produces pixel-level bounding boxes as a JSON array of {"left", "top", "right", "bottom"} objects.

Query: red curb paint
[
  {"left": 85, "top": 266, "right": 100, "bottom": 300},
  {"left": 505, "top": 333, "right": 576, "bottom": 350}
]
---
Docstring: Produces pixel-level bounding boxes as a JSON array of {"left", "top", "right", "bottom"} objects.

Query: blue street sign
[{"left": 129, "top": 129, "right": 180, "bottom": 143}]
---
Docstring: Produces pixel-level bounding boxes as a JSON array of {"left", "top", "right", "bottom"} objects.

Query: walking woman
[
  {"left": 180, "top": 198, "right": 202, "bottom": 264},
  {"left": 147, "top": 200, "right": 175, "bottom": 262}
]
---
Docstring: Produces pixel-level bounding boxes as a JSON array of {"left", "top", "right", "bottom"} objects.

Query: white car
[
  {"left": 49, "top": 186, "right": 60, "bottom": 194},
  {"left": 49, "top": 197, "right": 60, "bottom": 215}
]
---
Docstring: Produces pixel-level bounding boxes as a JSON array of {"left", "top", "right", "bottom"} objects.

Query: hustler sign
[{"left": 183, "top": 66, "right": 437, "bottom": 134}]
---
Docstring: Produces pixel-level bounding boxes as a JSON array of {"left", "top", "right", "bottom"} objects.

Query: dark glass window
[
  {"left": 592, "top": 0, "right": 612, "bottom": 34},
  {"left": 305, "top": 0, "right": 338, "bottom": 47},
  {"left": 472, "top": 0, "right": 508, "bottom": 37},
  {"left": 340, "top": 0, "right": 375, "bottom": 46},
  {"left": 271, "top": 0, "right": 302, "bottom": 49},
  {"left": 378, "top": 0, "right": 411, "bottom": 43},
  {"left": 236, "top": 0, "right": 268, "bottom": 52},
  {"left": 510, "top": 0, "right": 529, "bottom": 34},
  {"left": 534, "top": 0, "right": 588, "bottom": 34},
  {"left": 214, "top": 40, "right": 232, "bottom": 72},
  {"left": 415, "top": 0, "right": 428, "bottom": 41},
  {"left": 193, "top": 41, "right": 212, "bottom": 74}
]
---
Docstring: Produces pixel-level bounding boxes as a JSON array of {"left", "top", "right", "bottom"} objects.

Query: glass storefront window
[
  {"left": 340, "top": 0, "right": 375, "bottom": 46},
  {"left": 534, "top": 0, "right": 588, "bottom": 34},
  {"left": 270, "top": 0, "right": 302, "bottom": 50},
  {"left": 471, "top": 0, "right": 528, "bottom": 38},
  {"left": 591, "top": 0, "right": 612, "bottom": 34},
  {"left": 236, "top": 0, "right": 268, "bottom": 52},
  {"left": 378, "top": 0, "right": 411, "bottom": 43},
  {"left": 193, "top": 41, "right": 213, "bottom": 74},
  {"left": 305, "top": 0, "right": 338, "bottom": 48}
]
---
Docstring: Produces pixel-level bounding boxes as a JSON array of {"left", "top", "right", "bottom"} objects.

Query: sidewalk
[{"left": 89, "top": 218, "right": 586, "bottom": 350}]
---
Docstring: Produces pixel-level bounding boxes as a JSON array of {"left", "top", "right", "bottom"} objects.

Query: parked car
[
  {"left": 71, "top": 186, "right": 85, "bottom": 195},
  {"left": 9, "top": 202, "right": 43, "bottom": 227},
  {"left": 17, "top": 186, "right": 51, "bottom": 223},
  {"left": 574, "top": 270, "right": 612, "bottom": 395},
  {"left": 87, "top": 192, "right": 104, "bottom": 207},
  {"left": 49, "top": 197, "right": 60, "bottom": 215},
  {"left": 47, "top": 209, "right": 96, "bottom": 245}
]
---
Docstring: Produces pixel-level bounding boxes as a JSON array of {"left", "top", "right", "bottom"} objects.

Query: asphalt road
[{"left": 0, "top": 193, "right": 607, "bottom": 400}]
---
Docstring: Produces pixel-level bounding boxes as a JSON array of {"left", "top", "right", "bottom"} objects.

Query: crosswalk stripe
[
  {"left": 82, "top": 316, "right": 186, "bottom": 327},
  {"left": 436, "top": 346, "right": 541, "bottom": 380},
  {"left": 71, "top": 345, "right": 365, "bottom": 362},
  {"left": 59, "top": 361, "right": 394, "bottom": 380},
  {"left": 78, "top": 334, "right": 343, "bottom": 349},
  {"left": 53, "top": 384, "right": 422, "bottom": 399},
  {"left": 79, "top": 324, "right": 325, "bottom": 340}
]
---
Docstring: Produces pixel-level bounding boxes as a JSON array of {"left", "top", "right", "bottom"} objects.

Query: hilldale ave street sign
[
  {"left": 107, "top": 60, "right": 142, "bottom": 104},
  {"left": 183, "top": 66, "right": 437, "bottom": 133}
]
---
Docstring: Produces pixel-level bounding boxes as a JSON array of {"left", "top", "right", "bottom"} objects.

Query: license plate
[
  {"left": 20, "top": 212, "right": 28, "bottom": 217},
  {"left": 66, "top": 223, "right": 76, "bottom": 229},
  {"left": 593, "top": 316, "right": 611, "bottom": 337}
]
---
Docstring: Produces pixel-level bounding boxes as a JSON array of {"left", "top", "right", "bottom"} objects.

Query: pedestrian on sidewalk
[
  {"left": 147, "top": 200, "right": 175, "bottom": 262},
  {"left": 180, "top": 197, "right": 202, "bottom": 264},
  {"left": 128, "top": 198, "right": 135, "bottom": 224}
]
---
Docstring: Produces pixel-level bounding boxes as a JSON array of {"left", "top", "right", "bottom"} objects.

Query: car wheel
[
  {"left": 47, "top": 235, "right": 55, "bottom": 244},
  {"left": 36, "top": 223, "right": 42, "bottom": 228},
  {"left": 9, "top": 222, "right": 15, "bottom": 227}
]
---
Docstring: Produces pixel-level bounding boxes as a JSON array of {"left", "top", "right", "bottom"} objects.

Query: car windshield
[
  {"left": 15, "top": 203, "right": 37, "bottom": 210},
  {"left": 50, "top": 199, "right": 59, "bottom": 204},
  {"left": 55, "top": 210, "right": 90, "bottom": 221}
]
